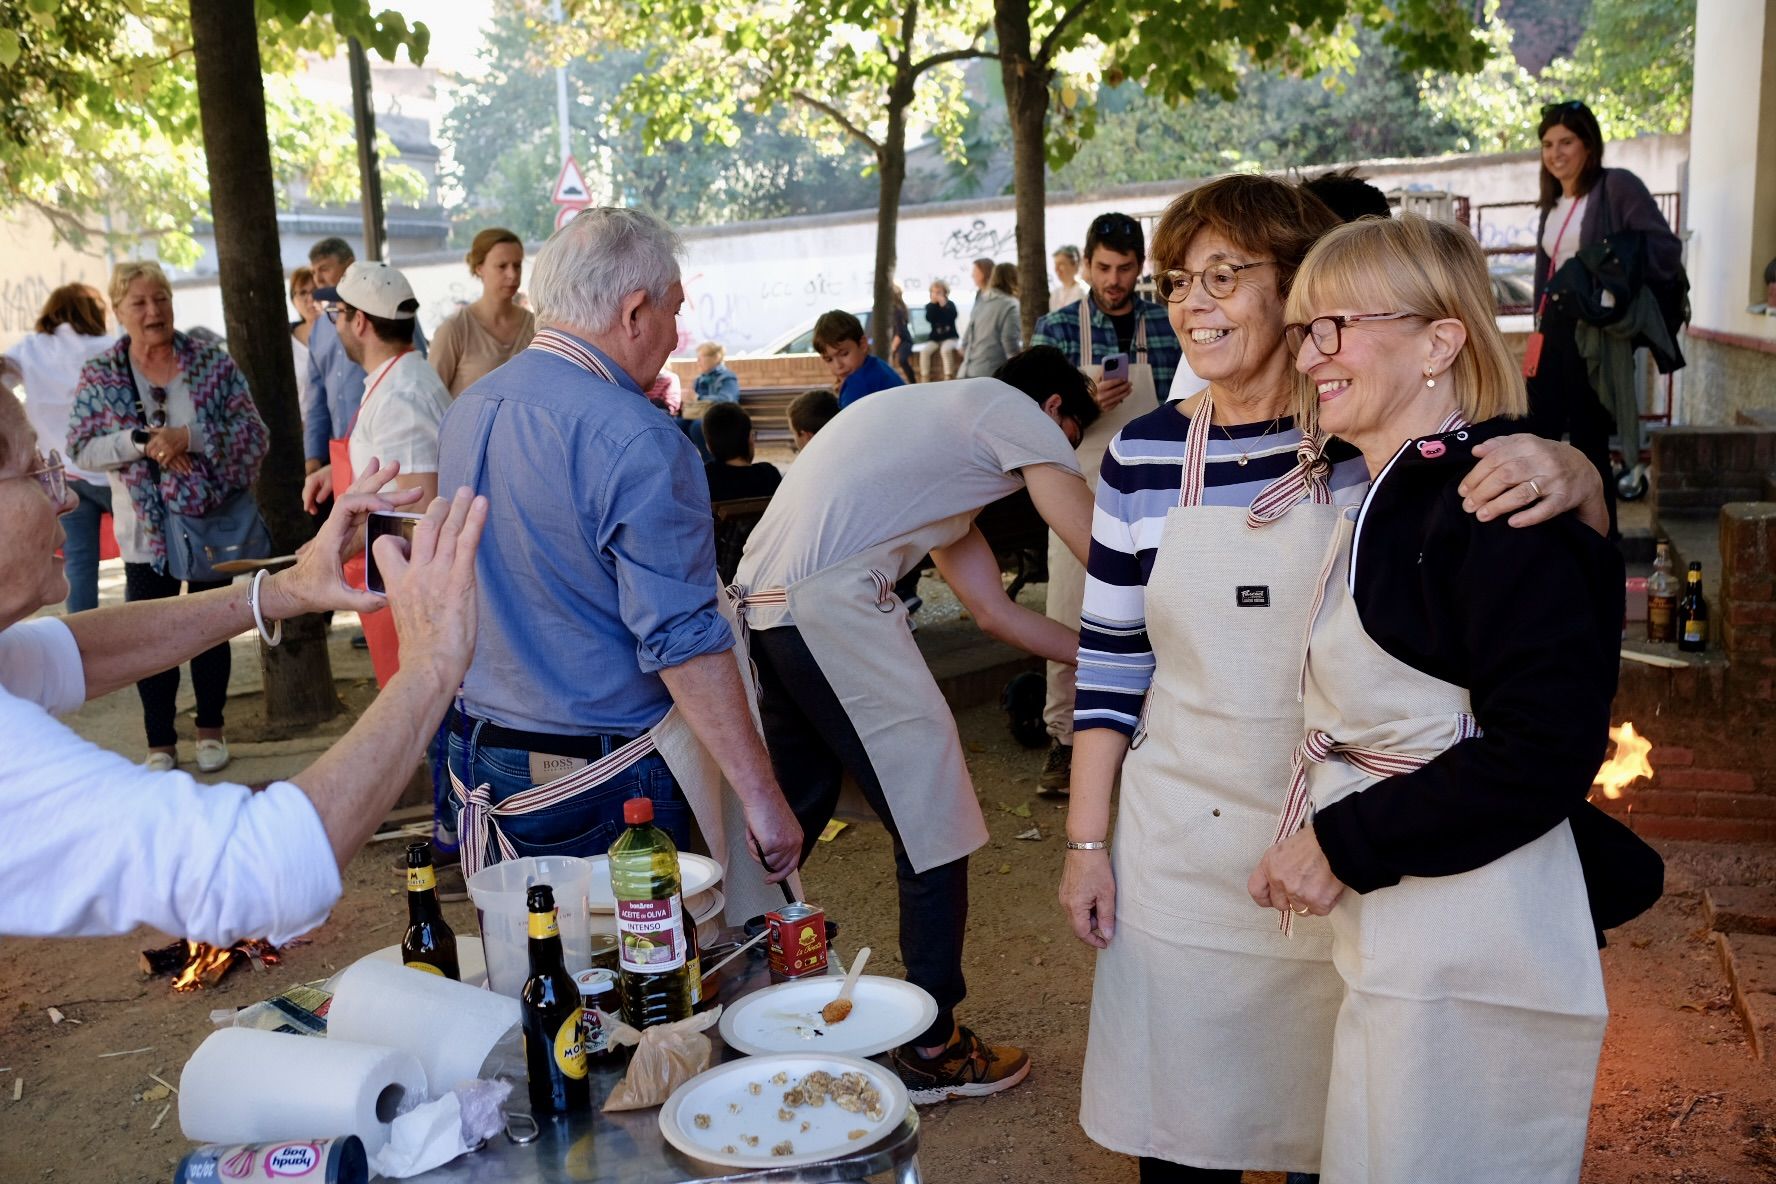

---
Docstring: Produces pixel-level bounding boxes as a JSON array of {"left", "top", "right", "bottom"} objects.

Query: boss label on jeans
[{"left": 617, "top": 896, "right": 686, "bottom": 973}]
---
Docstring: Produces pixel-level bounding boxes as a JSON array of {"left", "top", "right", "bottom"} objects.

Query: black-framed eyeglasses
[
  {"left": 25, "top": 449, "right": 68, "bottom": 506},
  {"left": 1090, "top": 214, "right": 1141, "bottom": 239},
  {"left": 1284, "top": 312, "right": 1427, "bottom": 356},
  {"left": 146, "top": 386, "right": 168, "bottom": 429},
  {"left": 1156, "top": 261, "right": 1276, "bottom": 303}
]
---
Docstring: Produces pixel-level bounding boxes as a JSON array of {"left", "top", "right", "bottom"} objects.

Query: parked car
[
  {"left": 1489, "top": 257, "right": 1536, "bottom": 316},
  {"left": 756, "top": 305, "right": 932, "bottom": 356}
]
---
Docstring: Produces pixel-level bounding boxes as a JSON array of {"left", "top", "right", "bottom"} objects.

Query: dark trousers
[
  {"left": 1139, "top": 1159, "right": 1317, "bottom": 1184},
  {"left": 123, "top": 562, "right": 231, "bottom": 749},
  {"left": 1526, "top": 315, "right": 1619, "bottom": 538},
  {"left": 750, "top": 624, "right": 966, "bottom": 1048}
]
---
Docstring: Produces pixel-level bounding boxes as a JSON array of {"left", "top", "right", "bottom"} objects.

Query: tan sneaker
[{"left": 892, "top": 1025, "right": 1031, "bottom": 1104}]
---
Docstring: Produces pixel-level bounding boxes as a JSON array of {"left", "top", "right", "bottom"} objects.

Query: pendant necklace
[{"left": 1217, "top": 414, "right": 1284, "bottom": 466}]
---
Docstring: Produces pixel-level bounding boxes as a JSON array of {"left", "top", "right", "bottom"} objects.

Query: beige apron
[
  {"left": 1300, "top": 507, "right": 1606, "bottom": 1184},
  {"left": 1079, "top": 396, "right": 1344, "bottom": 1173},
  {"left": 1044, "top": 302, "right": 1160, "bottom": 739},
  {"left": 732, "top": 515, "right": 989, "bottom": 874},
  {"left": 449, "top": 328, "right": 788, "bottom": 927}
]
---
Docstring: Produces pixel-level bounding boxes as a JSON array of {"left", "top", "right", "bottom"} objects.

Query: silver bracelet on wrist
[
  {"left": 249, "top": 569, "right": 283, "bottom": 647},
  {"left": 1065, "top": 840, "right": 1108, "bottom": 851}
]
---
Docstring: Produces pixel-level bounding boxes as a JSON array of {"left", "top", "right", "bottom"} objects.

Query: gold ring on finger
[
  {"left": 1292, "top": 904, "right": 1309, "bottom": 915},
  {"left": 1527, "top": 479, "right": 1544, "bottom": 499}
]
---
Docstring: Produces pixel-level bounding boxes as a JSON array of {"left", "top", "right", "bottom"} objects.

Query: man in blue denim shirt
[{"left": 435, "top": 208, "right": 801, "bottom": 880}]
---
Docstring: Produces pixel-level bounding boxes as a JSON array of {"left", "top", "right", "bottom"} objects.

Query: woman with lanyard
[
  {"left": 68, "top": 262, "right": 268, "bottom": 773},
  {"left": 1058, "top": 175, "right": 1606, "bottom": 1183},
  {"left": 1524, "top": 99, "right": 1682, "bottom": 536},
  {"left": 1256, "top": 213, "right": 1657, "bottom": 1182},
  {"left": 302, "top": 262, "right": 452, "bottom": 687}
]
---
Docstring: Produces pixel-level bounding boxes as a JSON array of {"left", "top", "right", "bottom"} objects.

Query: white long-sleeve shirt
[{"left": 0, "top": 619, "right": 341, "bottom": 946}]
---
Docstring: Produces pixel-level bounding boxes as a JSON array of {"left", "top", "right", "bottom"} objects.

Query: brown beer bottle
[
  {"left": 1645, "top": 540, "right": 1679, "bottom": 644},
  {"left": 521, "top": 885, "right": 589, "bottom": 1114},
  {"left": 401, "top": 842, "right": 460, "bottom": 980}
]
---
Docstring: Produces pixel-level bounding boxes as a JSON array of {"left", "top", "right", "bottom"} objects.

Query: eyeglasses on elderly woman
[
  {"left": 1155, "top": 261, "right": 1276, "bottom": 304},
  {"left": 20, "top": 449, "right": 68, "bottom": 506},
  {"left": 1283, "top": 312, "right": 1428, "bottom": 355}
]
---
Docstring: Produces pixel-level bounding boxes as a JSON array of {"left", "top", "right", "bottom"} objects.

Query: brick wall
[
  {"left": 1600, "top": 501, "right": 1776, "bottom": 843},
  {"left": 1649, "top": 427, "right": 1776, "bottom": 520}
]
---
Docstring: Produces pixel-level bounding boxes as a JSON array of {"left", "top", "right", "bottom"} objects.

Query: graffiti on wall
[{"left": 939, "top": 218, "right": 1017, "bottom": 262}]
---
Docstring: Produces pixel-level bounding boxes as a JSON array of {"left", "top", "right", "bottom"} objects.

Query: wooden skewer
[{"left": 821, "top": 946, "right": 871, "bottom": 1025}]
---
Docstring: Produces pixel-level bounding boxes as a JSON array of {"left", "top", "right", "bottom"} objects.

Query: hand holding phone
[
  {"left": 1100, "top": 352, "right": 1129, "bottom": 381},
  {"left": 365, "top": 510, "right": 426, "bottom": 595}
]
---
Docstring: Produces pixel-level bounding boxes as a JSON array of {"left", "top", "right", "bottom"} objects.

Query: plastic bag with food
[{"left": 602, "top": 1006, "right": 723, "bottom": 1112}]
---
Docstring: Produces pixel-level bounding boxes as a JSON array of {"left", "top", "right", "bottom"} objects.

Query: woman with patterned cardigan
[{"left": 69, "top": 261, "right": 268, "bottom": 774}]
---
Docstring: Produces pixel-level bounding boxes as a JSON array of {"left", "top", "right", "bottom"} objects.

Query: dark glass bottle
[
  {"left": 1679, "top": 561, "right": 1709, "bottom": 653},
  {"left": 521, "top": 885, "right": 589, "bottom": 1114},
  {"left": 401, "top": 842, "right": 459, "bottom": 980}
]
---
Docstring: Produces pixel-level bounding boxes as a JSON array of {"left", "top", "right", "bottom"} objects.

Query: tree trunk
[
  {"left": 998, "top": 0, "right": 1053, "bottom": 342},
  {"left": 189, "top": 0, "right": 338, "bottom": 730},
  {"left": 871, "top": 80, "right": 912, "bottom": 362}
]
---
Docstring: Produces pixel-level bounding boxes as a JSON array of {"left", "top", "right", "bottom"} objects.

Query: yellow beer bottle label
[
  {"left": 404, "top": 960, "right": 446, "bottom": 976},
  {"left": 530, "top": 908, "right": 561, "bottom": 940},
  {"left": 407, "top": 865, "right": 437, "bottom": 892},
  {"left": 553, "top": 1013, "right": 588, "bottom": 1079}
]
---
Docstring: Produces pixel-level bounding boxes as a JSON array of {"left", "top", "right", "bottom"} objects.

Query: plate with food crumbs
[
  {"left": 659, "top": 1053, "right": 909, "bottom": 1170},
  {"left": 718, "top": 975, "right": 937, "bottom": 1058}
]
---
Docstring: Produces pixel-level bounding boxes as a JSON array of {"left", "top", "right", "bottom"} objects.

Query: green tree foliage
[
  {"left": 0, "top": 0, "right": 429, "bottom": 266},
  {"left": 441, "top": 2, "right": 877, "bottom": 243},
  {"left": 1421, "top": 0, "right": 1694, "bottom": 153},
  {"left": 1052, "top": 30, "right": 1468, "bottom": 190}
]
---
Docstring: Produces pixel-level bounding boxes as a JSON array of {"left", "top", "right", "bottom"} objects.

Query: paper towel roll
[
  {"left": 179, "top": 1028, "right": 426, "bottom": 1153},
  {"left": 327, "top": 958, "right": 521, "bottom": 1092}
]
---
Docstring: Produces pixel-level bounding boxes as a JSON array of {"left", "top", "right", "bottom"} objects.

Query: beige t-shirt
[
  {"left": 429, "top": 305, "right": 536, "bottom": 397},
  {"left": 735, "top": 378, "right": 1081, "bottom": 628}
]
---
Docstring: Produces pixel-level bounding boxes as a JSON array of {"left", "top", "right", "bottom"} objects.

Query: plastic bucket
[{"left": 466, "top": 856, "right": 594, "bottom": 998}]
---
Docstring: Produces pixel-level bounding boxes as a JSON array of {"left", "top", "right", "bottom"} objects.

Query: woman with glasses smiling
[
  {"left": 68, "top": 261, "right": 268, "bottom": 774},
  {"left": 1251, "top": 212, "right": 1658, "bottom": 1183},
  {"left": 1058, "top": 175, "right": 1605, "bottom": 1184}
]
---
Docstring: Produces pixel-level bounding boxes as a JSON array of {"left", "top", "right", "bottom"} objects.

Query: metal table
[{"left": 413, "top": 937, "right": 923, "bottom": 1183}]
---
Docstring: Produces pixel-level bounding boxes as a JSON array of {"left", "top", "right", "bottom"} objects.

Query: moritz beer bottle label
[
  {"left": 530, "top": 908, "right": 561, "bottom": 941},
  {"left": 553, "top": 1013, "right": 588, "bottom": 1079},
  {"left": 407, "top": 864, "right": 437, "bottom": 893}
]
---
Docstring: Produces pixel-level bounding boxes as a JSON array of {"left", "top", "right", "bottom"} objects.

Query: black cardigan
[
  {"left": 1533, "top": 167, "right": 1683, "bottom": 308},
  {"left": 1312, "top": 419, "right": 1627, "bottom": 895}
]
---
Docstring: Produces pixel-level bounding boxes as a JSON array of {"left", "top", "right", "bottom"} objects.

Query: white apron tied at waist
[
  {"left": 1272, "top": 714, "right": 1482, "bottom": 935},
  {"left": 450, "top": 725, "right": 662, "bottom": 879}
]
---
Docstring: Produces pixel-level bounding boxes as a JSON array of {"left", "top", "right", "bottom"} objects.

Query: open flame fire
[{"left": 1593, "top": 721, "right": 1654, "bottom": 800}]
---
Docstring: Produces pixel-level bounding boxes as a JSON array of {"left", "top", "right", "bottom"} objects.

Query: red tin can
[{"left": 767, "top": 903, "right": 828, "bottom": 978}]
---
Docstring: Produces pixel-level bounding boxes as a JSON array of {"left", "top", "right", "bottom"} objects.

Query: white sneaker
[
  {"left": 195, "top": 738, "right": 230, "bottom": 774},
  {"left": 144, "top": 751, "right": 177, "bottom": 772}
]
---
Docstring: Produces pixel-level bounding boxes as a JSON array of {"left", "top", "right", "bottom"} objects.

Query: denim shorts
[{"left": 446, "top": 725, "right": 693, "bottom": 863}]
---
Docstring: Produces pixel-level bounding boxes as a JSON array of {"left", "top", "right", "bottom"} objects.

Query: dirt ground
[{"left": 3, "top": 674, "right": 1776, "bottom": 1182}]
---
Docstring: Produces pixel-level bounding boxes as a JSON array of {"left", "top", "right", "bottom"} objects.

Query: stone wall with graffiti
[{"left": 21, "top": 133, "right": 1685, "bottom": 361}]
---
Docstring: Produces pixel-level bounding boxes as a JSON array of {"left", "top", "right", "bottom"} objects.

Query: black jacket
[
  {"left": 1313, "top": 419, "right": 1630, "bottom": 898},
  {"left": 1533, "top": 167, "right": 1683, "bottom": 309}
]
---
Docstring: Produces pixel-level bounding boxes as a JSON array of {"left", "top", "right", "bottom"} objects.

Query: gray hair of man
[{"left": 530, "top": 207, "right": 684, "bottom": 334}]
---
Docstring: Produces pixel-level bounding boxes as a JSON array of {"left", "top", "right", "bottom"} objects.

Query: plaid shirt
[{"left": 1031, "top": 293, "right": 1182, "bottom": 402}]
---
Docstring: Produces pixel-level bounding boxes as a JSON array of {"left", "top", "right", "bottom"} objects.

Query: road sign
[
  {"left": 552, "top": 156, "right": 590, "bottom": 206},
  {"left": 555, "top": 203, "right": 586, "bottom": 232}
]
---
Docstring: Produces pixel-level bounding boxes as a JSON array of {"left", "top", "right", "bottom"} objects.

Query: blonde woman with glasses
[{"left": 1251, "top": 213, "right": 1660, "bottom": 1182}]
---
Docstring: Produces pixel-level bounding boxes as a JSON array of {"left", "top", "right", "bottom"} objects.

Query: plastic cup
[{"left": 466, "top": 856, "right": 594, "bottom": 998}]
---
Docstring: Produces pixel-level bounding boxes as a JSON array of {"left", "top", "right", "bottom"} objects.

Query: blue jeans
[
  {"left": 446, "top": 722, "right": 693, "bottom": 864},
  {"left": 61, "top": 479, "right": 112, "bottom": 614}
]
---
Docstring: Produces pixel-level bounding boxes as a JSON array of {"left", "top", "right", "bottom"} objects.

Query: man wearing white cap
[{"left": 302, "top": 261, "right": 452, "bottom": 690}]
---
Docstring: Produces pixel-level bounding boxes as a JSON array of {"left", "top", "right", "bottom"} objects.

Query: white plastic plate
[
  {"left": 658, "top": 1052, "right": 907, "bottom": 1170},
  {"left": 586, "top": 853, "right": 722, "bottom": 914},
  {"left": 718, "top": 975, "right": 937, "bottom": 1059}
]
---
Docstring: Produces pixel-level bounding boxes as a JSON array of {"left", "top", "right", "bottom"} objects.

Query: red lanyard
[
  {"left": 1534, "top": 197, "right": 1583, "bottom": 324},
  {"left": 346, "top": 347, "right": 413, "bottom": 437}
]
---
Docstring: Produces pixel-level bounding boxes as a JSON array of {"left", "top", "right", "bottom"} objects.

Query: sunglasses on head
[
  {"left": 1541, "top": 99, "right": 1586, "bottom": 117},
  {"left": 1091, "top": 214, "right": 1140, "bottom": 239}
]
